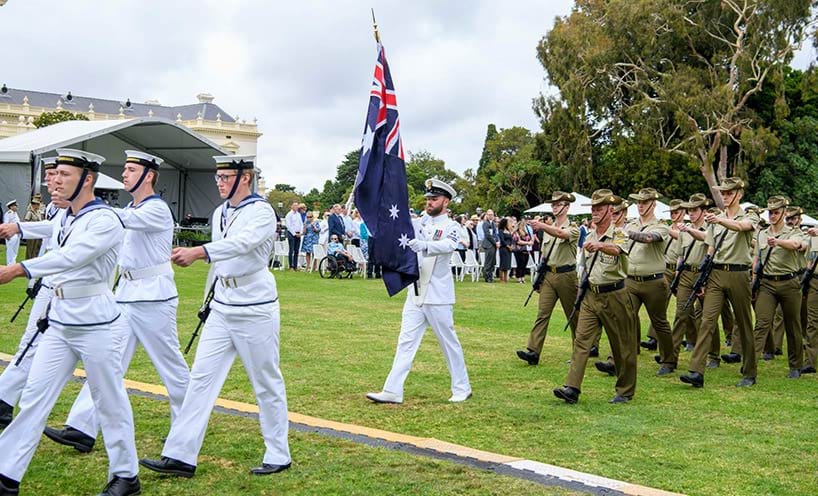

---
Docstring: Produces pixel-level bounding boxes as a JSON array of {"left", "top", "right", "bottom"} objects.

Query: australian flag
[{"left": 354, "top": 43, "right": 419, "bottom": 296}]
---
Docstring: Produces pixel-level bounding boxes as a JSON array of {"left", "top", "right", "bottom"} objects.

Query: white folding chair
[
  {"left": 272, "top": 241, "right": 288, "bottom": 270},
  {"left": 350, "top": 245, "right": 368, "bottom": 277},
  {"left": 526, "top": 253, "right": 538, "bottom": 282},
  {"left": 450, "top": 252, "right": 465, "bottom": 281},
  {"left": 311, "top": 244, "right": 326, "bottom": 273},
  {"left": 464, "top": 250, "right": 480, "bottom": 282}
]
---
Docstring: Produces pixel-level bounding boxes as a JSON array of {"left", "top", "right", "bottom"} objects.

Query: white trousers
[
  {"left": 65, "top": 300, "right": 190, "bottom": 437},
  {"left": 0, "top": 319, "right": 138, "bottom": 482},
  {"left": 5, "top": 235, "right": 19, "bottom": 266},
  {"left": 162, "top": 303, "right": 290, "bottom": 467},
  {"left": 383, "top": 300, "right": 471, "bottom": 398},
  {"left": 0, "top": 286, "right": 52, "bottom": 406}
]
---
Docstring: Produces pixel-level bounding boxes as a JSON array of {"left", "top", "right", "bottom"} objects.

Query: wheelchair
[{"left": 318, "top": 253, "right": 357, "bottom": 279}]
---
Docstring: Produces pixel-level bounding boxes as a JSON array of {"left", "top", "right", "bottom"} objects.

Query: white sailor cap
[
  {"left": 41, "top": 156, "right": 58, "bottom": 170},
  {"left": 213, "top": 154, "right": 255, "bottom": 170},
  {"left": 125, "top": 150, "right": 163, "bottom": 169},
  {"left": 6, "top": 200, "right": 16, "bottom": 208},
  {"left": 56, "top": 148, "right": 105, "bottom": 172},
  {"left": 424, "top": 178, "right": 456, "bottom": 199}
]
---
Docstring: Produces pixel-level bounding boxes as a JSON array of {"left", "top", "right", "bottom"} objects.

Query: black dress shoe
[
  {"left": 589, "top": 345, "right": 599, "bottom": 357},
  {"left": 656, "top": 366, "right": 675, "bottom": 376},
  {"left": 608, "top": 395, "right": 631, "bottom": 404},
  {"left": 680, "top": 372, "right": 704, "bottom": 388},
  {"left": 139, "top": 456, "right": 196, "bottom": 478},
  {"left": 653, "top": 354, "right": 661, "bottom": 364},
  {"left": 762, "top": 352, "right": 774, "bottom": 361},
  {"left": 800, "top": 366, "right": 816, "bottom": 374},
  {"left": 774, "top": 348, "right": 783, "bottom": 356},
  {"left": 0, "top": 478, "right": 19, "bottom": 496},
  {"left": 43, "top": 426, "right": 95, "bottom": 453},
  {"left": 721, "top": 353, "right": 741, "bottom": 364},
  {"left": 736, "top": 377, "right": 756, "bottom": 387},
  {"left": 594, "top": 361, "right": 616, "bottom": 376},
  {"left": 516, "top": 349, "right": 540, "bottom": 366},
  {"left": 0, "top": 400, "right": 12, "bottom": 430},
  {"left": 640, "top": 337, "right": 657, "bottom": 350},
  {"left": 250, "top": 462, "right": 292, "bottom": 475},
  {"left": 787, "top": 369, "right": 801, "bottom": 379},
  {"left": 553, "top": 386, "right": 580, "bottom": 404},
  {"left": 706, "top": 359, "right": 720, "bottom": 369},
  {"left": 98, "top": 475, "right": 141, "bottom": 496},
  {"left": 685, "top": 343, "right": 695, "bottom": 352}
]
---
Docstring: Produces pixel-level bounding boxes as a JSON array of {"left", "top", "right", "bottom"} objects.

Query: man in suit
[
  {"left": 480, "top": 210, "right": 499, "bottom": 282},
  {"left": 328, "top": 204, "right": 345, "bottom": 242}
]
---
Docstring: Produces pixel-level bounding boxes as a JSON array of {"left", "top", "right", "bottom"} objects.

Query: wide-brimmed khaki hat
[
  {"left": 785, "top": 206, "right": 804, "bottom": 219},
  {"left": 628, "top": 187, "right": 661, "bottom": 201},
  {"left": 715, "top": 177, "right": 745, "bottom": 191},
  {"left": 665, "top": 199, "right": 685, "bottom": 212},
  {"left": 543, "top": 191, "right": 576, "bottom": 203},
  {"left": 681, "top": 193, "right": 711, "bottom": 209},
  {"left": 582, "top": 189, "right": 622, "bottom": 206},
  {"left": 613, "top": 199, "right": 629, "bottom": 213},
  {"left": 764, "top": 195, "right": 790, "bottom": 211}
]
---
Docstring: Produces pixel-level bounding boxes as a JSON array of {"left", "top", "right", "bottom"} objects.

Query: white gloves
[{"left": 408, "top": 238, "right": 426, "bottom": 253}]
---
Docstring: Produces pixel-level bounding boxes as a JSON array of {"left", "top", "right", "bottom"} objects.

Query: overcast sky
[{"left": 2, "top": 1, "right": 815, "bottom": 192}]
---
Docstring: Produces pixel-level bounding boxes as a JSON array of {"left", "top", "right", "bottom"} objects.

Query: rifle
[
  {"left": 10, "top": 278, "right": 43, "bottom": 323},
  {"left": 669, "top": 230, "right": 701, "bottom": 295},
  {"left": 681, "top": 228, "right": 729, "bottom": 314},
  {"left": 524, "top": 232, "right": 558, "bottom": 306},
  {"left": 184, "top": 279, "right": 217, "bottom": 354},
  {"left": 15, "top": 302, "right": 50, "bottom": 366},
  {"left": 802, "top": 259, "right": 817, "bottom": 297},
  {"left": 561, "top": 235, "right": 607, "bottom": 332},
  {"left": 751, "top": 237, "right": 777, "bottom": 302}
]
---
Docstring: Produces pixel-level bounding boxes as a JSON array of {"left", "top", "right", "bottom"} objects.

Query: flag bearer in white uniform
[
  {"left": 367, "top": 178, "right": 472, "bottom": 404},
  {"left": 0, "top": 149, "right": 140, "bottom": 496},
  {"left": 140, "top": 154, "right": 291, "bottom": 477},
  {"left": 0, "top": 157, "right": 66, "bottom": 430},
  {"left": 3, "top": 201, "right": 20, "bottom": 266},
  {"left": 43, "top": 150, "right": 190, "bottom": 453}
]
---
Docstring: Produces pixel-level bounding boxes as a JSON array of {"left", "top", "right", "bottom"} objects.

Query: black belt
[
  {"left": 761, "top": 273, "right": 798, "bottom": 281},
  {"left": 682, "top": 264, "right": 700, "bottom": 273},
  {"left": 545, "top": 264, "right": 575, "bottom": 274},
  {"left": 627, "top": 273, "right": 664, "bottom": 282},
  {"left": 666, "top": 263, "right": 676, "bottom": 270},
  {"left": 713, "top": 264, "right": 750, "bottom": 272},
  {"left": 590, "top": 280, "right": 625, "bottom": 294}
]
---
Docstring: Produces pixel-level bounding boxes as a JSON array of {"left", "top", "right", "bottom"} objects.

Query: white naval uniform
[
  {"left": 382, "top": 213, "right": 472, "bottom": 399},
  {"left": 0, "top": 203, "right": 63, "bottom": 407},
  {"left": 0, "top": 200, "right": 138, "bottom": 482},
  {"left": 162, "top": 194, "right": 291, "bottom": 467},
  {"left": 4, "top": 209, "right": 20, "bottom": 265},
  {"left": 64, "top": 195, "right": 190, "bottom": 437}
]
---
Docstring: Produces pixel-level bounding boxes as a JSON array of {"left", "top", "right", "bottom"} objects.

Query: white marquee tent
[
  {"left": 526, "top": 192, "right": 672, "bottom": 220},
  {"left": 0, "top": 118, "right": 229, "bottom": 218}
]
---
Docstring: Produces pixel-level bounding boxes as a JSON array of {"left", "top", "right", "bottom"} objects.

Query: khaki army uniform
[
  {"left": 801, "top": 236, "right": 818, "bottom": 370},
  {"left": 752, "top": 225, "right": 805, "bottom": 373},
  {"left": 688, "top": 208, "right": 760, "bottom": 379},
  {"left": 624, "top": 217, "right": 675, "bottom": 367},
  {"left": 525, "top": 219, "right": 580, "bottom": 353},
  {"left": 645, "top": 232, "right": 681, "bottom": 343},
  {"left": 565, "top": 223, "right": 637, "bottom": 399}
]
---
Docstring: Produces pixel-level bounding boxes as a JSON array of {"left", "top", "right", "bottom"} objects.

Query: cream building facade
[{"left": 0, "top": 86, "right": 267, "bottom": 195}]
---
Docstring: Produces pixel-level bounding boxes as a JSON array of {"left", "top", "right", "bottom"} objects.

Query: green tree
[
  {"left": 536, "top": 0, "right": 817, "bottom": 206},
  {"left": 319, "top": 149, "right": 360, "bottom": 207},
  {"left": 274, "top": 183, "right": 296, "bottom": 192},
  {"left": 33, "top": 110, "right": 89, "bottom": 128},
  {"left": 405, "top": 150, "right": 461, "bottom": 210},
  {"left": 477, "top": 123, "right": 498, "bottom": 173},
  {"left": 265, "top": 187, "right": 303, "bottom": 216}
]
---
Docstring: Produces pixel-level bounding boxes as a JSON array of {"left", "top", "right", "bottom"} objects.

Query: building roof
[{"left": 0, "top": 86, "right": 235, "bottom": 122}]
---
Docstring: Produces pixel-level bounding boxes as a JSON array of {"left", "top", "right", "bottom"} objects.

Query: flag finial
[{"left": 371, "top": 8, "right": 381, "bottom": 44}]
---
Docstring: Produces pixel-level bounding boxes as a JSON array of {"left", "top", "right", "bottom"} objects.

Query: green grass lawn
[{"left": 1, "top": 247, "right": 816, "bottom": 495}]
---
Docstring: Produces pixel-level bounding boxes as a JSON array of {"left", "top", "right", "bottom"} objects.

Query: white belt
[
  {"left": 120, "top": 262, "right": 173, "bottom": 281},
  {"left": 53, "top": 283, "right": 112, "bottom": 300},
  {"left": 219, "top": 271, "right": 268, "bottom": 289}
]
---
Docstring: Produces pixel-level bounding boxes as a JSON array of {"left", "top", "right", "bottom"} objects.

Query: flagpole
[{"left": 371, "top": 8, "right": 381, "bottom": 44}]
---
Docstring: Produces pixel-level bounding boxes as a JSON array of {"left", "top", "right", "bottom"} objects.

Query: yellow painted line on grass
[{"left": 0, "top": 352, "right": 685, "bottom": 495}]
